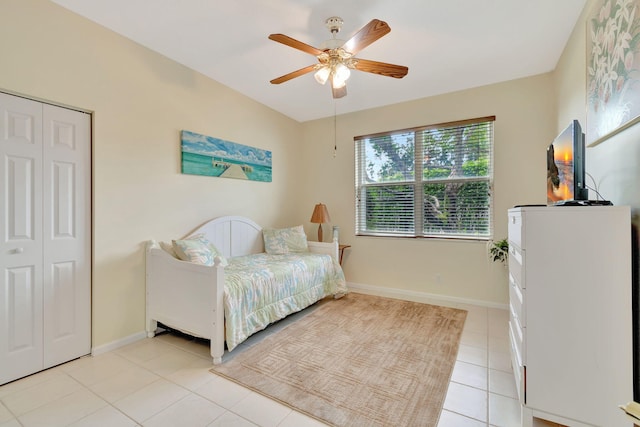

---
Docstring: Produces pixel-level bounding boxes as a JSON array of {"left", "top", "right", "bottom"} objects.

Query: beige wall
[
  {"left": 0, "top": 0, "right": 304, "bottom": 348},
  {"left": 300, "top": 75, "right": 556, "bottom": 305}
]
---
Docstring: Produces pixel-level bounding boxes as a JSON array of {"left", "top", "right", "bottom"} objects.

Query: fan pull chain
[{"left": 333, "top": 102, "right": 337, "bottom": 158}]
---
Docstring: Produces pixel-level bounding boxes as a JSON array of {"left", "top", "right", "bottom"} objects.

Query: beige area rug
[{"left": 210, "top": 293, "right": 467, "bottom": 427}]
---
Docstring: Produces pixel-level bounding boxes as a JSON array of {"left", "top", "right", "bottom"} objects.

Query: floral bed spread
[{"left": 223, "top": 252, "right": 347, "bottom": 351}]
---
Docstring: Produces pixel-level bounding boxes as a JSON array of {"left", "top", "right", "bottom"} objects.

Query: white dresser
[{"left": 507, "top": 206, "right": 633, "bottom": 427}]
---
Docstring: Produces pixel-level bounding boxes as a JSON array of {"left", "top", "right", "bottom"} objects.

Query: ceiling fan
[{"left": 268, "top": 17, "right": 409, "bottom": 99}]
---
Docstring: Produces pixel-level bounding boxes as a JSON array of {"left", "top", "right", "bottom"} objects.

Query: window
[{"left": 355, "top": 116, "right": 494, "bottom": 239}]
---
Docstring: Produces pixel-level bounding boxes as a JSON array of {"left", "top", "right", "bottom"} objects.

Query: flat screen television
[{"left": 546, "top": 120, "right": 588, "bottom": 205}]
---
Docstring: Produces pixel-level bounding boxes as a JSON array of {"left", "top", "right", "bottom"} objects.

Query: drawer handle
[{"left": 11, "top": 247, "right": 24, "bottom": 254}]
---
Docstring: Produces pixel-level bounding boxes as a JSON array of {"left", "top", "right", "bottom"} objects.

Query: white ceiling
[{"left": 51, "top": 0, "right": 587, "bottom": 122}]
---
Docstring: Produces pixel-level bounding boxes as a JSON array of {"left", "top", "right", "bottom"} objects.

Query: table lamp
[{"left": 310, "top": 203, "right": 331, "bottom": 242}]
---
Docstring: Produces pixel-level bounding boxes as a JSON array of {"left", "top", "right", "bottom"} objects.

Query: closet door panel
[
  {"left": 42, "top": 104, "right": 90, "bottom": 368},
  {"left": 5, "top": 266, "right": 41, "bottom": 351},
  {"left": 0, "top": 93, "right": 44, "bottom": 384}
]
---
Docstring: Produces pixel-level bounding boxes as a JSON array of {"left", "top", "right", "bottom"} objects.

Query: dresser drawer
[
  {"left": 509, "top": 273, "right": 525, "bottom": 327},
  {"left": 509, "top": 314, "right": 525, "bottom": 365},
  {"left": 509, "top": 322, "right": 526, "bottom": 404},
  {"left": 508, "top": 210, "right": 523, "bottom": 249},
  {"left": 508, "top": 244, "right": 524, "bottom": 289}
]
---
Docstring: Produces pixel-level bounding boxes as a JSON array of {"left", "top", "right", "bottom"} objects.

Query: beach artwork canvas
[{"left": 181, "top": 130, "right": 272, "bottom": 182}]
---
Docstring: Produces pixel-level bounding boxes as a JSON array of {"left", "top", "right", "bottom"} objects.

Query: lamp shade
[
  {"left": 331, "top": 75, "right": 347, "bottom": 89},
  {"left": 314, "top": 67, "right": 330, "bottom": 85},
  {"left": 310, "top": 203, "right": 331, "bottom": 224},
  {"left": 334, "top": 63, "right": 351, "bottom": 82},
  {"left": 310, "top": 203, "right": 331, "bottom": 242}
]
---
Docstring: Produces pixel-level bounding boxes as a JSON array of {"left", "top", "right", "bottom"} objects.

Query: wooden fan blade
[
  {"left": 332, "top": 84, "right": 347, "bottom": 99},
  {"left": 270, "top": 64, "right": 317, "bottom": 84},
  {"left": 268, "top": 34, "right": 324, "bottom": 56},
  {"left": 354, "top": 58, "right": 408, "bottom": 79},
  {"left": 342, "top": 19, "right": 390, "bottom": 55}
]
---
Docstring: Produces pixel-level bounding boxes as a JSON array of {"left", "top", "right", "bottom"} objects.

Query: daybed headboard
[{"left": 187, "top": 216, "right": 264, "bottom": 258}]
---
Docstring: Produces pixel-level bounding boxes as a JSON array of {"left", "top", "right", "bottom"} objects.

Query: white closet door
[
  {"left": 42, "top": 104, "right": 90, "bottom": 368},
  {"left": 0, "top": 93, "right": 45, "bottom": 384},
  {"left": 0, "top": 93, "right": 91, "bottom": 384}
]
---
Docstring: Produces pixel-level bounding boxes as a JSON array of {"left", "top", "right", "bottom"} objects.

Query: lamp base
[{"left": 317, "top": 224, "right": 323, "bottom": 242}]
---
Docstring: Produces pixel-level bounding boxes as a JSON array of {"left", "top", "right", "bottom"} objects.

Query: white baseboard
[
  {"left": 91, "top": 331, "right": 147, "bottom": 356},
  {"left": 346, "top": 281, "right": 509, "bottom": 310}
]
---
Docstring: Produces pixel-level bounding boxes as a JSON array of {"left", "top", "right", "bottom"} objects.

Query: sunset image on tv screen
[{"left": 547, "top": 134, "right": 574, "bottom": 204}]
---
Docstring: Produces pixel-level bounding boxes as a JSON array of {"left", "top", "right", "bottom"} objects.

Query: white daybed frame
[{"left": 145, "top": 216, "right": 339, "bottom": 364}]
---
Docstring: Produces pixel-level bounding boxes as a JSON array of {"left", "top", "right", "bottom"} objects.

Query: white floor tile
[
  {"left": 488, "top": 335, "right": 510, "bottom": 354},
  {"left": 165, "top": 358, "right": 218, "bottom": 391},
  {"left": 460, "top": 330, "right": 488, "bottom": 350},
  {"left": 1, "top": 373, "right": 81, "bottom": 416},
  {"left": 489, "top": 369, "right": 517, "bottom": 399},
  {"left": 0, "top": 368, "right": 65, "bottom": 399},
  {"left": 457, "top": 344, "right": 488, "bottom": 367},
  {"left": 231, "top": 392, "right": 292, "bottom": 427},
  {"left": 0, "top": 419, "right": 21, "bottom": 427},
  {"left": 463, "top": 321, "right": 489, "bottom": 336},
  {"left": 488, "top": 350, "right": 512, "bottom": 373},
  {"left": 443, "top": 382, "right": 487, "bottom": 422},
  {"left": 0, "top": 403, "right": 12, "bottom": 423},
  {"left": 194, "top": 375, "right": 252, "bottom": 409},
  {"left": 144, "top": 348, "right": 203, "bottom": 377},
  {"left": 64, "top": 353, "right": 139, "bottom": 386},
  {"left": 207, "top": 411, "right": 257, "bottom": 427},
  {"left": 17, "top": 388, "right": 106, "bottom": 427},
  {"left": 451, "top": 361, "right": 488, "bottom": 390},
  {"left": 112, "top": 378, "right": 189, "bottom": 423},
  {"left": 115, "top": 339, "right": 174, "bottom": 365},
  {"left": 489, "top": 393, "right": 521, "bottom": 427},
  {"left": 437, "top": 409, "right": 487, "bottom": 427},
  {"left": 461, "top": 307, "right": 488, "bottom": 335},
  {"left": 88, "top": 367, "right": 160, "bottom": 403},
  {"left": 68, "top": 406, "right": 138, "bottom": 427},
  {"left": 143, "top": 393, "right": 225, "bottom": 427},
  {"left": 488, "top": 308, "right": 509, "bottom": 338}
]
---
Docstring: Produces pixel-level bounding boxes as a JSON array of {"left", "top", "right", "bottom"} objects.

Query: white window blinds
[{"left": 355, "top": 116, "right": 494, "bottom": 239}]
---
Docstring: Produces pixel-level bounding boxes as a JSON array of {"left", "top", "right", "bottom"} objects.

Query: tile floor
[{"left": 0, "top": 296, "right": 534, "bottom": 427}]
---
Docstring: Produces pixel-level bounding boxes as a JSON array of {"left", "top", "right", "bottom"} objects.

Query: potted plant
[{"left": 488, "top": 238, "right": 509, "bottom": 265}]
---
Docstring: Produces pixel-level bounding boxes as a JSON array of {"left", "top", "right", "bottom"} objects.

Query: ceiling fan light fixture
[
  {"left": 334, "top": 62, "right": 351, "bottom": 82},
  {"left": 314, "top": 66, "right": 330, "bottom": 85},
  {"left": 331, "top": 74, "right": 347, "bottom": 89}
]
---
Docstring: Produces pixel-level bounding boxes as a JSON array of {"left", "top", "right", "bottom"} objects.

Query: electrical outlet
[{"left": 435, "top": 274, "right": 442, "bottom": 284}]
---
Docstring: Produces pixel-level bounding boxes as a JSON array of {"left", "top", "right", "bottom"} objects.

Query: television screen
[{"left": 546, "top": 120, "right": 587, "bottom": 205}]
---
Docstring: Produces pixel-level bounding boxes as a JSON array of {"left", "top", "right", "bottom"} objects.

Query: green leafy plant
[{"left": 488, "top": 238, "right": 509, "bottom": 264}]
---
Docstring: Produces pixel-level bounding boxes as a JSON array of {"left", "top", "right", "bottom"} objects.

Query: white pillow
[
  {"left": 172, "top": 234, "right": 228, "bottom": 266},
  {"left": 159, "top": 241, "right": 177, "bottom": 258},
  {"left": 262, "top": 225, "right": 309, "bottom": 254}
]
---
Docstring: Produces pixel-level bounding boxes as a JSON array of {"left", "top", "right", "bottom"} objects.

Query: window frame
[{"left": 355, "top": 116, "right": 495, "bottom": 240}]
